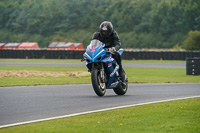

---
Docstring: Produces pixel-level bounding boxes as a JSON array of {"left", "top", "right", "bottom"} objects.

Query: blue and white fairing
[{"left": 83, "top": 39, "right": 123, "bottom": 88}]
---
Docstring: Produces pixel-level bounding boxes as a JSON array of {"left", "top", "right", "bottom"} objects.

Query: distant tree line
[{"left": 0, "top": 0, "right": 200, "bottom": 49}]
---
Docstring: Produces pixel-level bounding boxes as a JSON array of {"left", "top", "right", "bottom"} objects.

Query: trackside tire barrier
[{"left": 0, "top": 50, "right": 199, "bottom": 60}]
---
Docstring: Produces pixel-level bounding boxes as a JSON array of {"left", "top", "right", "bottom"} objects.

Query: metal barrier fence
[{"left": 0, "top": 49, "right": 200, "bottom": 60}]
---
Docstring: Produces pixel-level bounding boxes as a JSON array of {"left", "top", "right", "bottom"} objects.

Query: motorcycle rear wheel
[
  {"left": 91, "top": 68, "right": 106, "bottom": 97},
  {"left": 113, "top": 79, "right": 128, "bottom": 95}
]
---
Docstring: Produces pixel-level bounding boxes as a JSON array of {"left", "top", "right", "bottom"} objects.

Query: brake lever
[{"left": 81, "top": 58, "right": 85, "bottom": 62}]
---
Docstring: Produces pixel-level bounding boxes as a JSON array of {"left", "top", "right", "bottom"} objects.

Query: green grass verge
[
  {"left": 0, "top": 66, "right": 199, "bottom": 87},
  {"left": 0, "top": 66, "right": 87, "bottom": 72},
  {"left": 125, "top": 67, "right": 200, "bottom": 83},
  {"left": 0, "top": 59, "right": 81, "bottom": 63},
  {"left": 0, "top": 66, "right": 90, "bottom": 87},
  {"left": 0, "top": 59, "right": 185, "bottom": 63},
  {"left": 123, "top": 60, "right": 185, "bottom": 63},
  {"left": 1, "top": 97, "right": 199, "bottom": 133}
]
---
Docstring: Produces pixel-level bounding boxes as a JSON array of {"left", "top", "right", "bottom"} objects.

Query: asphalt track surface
[
  {"left": 0, "top": 83, "right": 199, "bottom": 128},
  {"left": 0, "top": 62, "right": 185, "bottom": 68}
]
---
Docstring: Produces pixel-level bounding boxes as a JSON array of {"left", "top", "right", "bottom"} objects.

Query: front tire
[{"left": 91, "top": 68, "right": 106, "bottom": 97}]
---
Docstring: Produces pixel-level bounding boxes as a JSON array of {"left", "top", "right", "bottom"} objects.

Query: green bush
[{"left": 183, "top": 31, "right": 200, "bottom": 50}]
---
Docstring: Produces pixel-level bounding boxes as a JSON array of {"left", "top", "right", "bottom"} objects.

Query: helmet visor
[
  {"left": 102, "top": 30, "right": 109, "bottom": 36},
  {"left": 102, "top": 29, "right": 112, "bottom": 37}
]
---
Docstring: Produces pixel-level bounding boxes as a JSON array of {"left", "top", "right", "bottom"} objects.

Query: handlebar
[{"left": 104, "top": 48, "right": 109, "bottom": 52}]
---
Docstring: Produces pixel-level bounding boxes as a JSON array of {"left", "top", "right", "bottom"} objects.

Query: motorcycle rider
[{"left": 92, "top": 21, "right": 126, "bottom": 82}]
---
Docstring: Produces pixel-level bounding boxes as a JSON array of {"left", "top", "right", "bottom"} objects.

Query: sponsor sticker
[{"left": 91, "top": 46, "right": 96, "bottom": 52}]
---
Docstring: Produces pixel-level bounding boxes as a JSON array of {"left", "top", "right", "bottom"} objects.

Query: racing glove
[{"left": 108, "top": 47, "right": 116, "bottom": 53}]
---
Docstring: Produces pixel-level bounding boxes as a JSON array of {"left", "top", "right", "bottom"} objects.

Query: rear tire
[
  {"left": 91, "top": 68, "right": 106, "bottom": 97},
  {"left": 113, "top": 78, "right": 128, "bottom": 95}
]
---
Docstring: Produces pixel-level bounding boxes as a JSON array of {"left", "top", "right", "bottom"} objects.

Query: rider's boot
[{"left": 119, "top": 64, "right": 125, "bottom": 83}]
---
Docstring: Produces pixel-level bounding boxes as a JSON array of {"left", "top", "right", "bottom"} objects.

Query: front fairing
[{"left": 84, "top": 40, "right": 106, "bottom": 63}]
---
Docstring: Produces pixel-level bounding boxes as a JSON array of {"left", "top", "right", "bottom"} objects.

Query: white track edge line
[{"left": 0, "top": 95, "right": 199, "bottom": 129}]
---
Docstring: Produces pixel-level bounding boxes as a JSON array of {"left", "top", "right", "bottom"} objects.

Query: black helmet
[{"left": 99, "top": 21, "right": 113, "bottom": 37}]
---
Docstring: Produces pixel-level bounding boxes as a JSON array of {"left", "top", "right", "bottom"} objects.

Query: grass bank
[
  {"left": 0, "top": 66, "right": 199, "bottom": 87},
  {"left": 1, "top": 97, "right": 199, "bottom": 133}
]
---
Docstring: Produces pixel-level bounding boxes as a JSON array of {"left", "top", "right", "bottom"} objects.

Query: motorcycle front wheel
[{"left": 91, "top": 68, "right": 106, "bottom": 97}]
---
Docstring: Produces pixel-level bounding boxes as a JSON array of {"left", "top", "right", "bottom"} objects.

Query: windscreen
[{"left": 87, "top": 39, "right": 103, "bottom": 49}]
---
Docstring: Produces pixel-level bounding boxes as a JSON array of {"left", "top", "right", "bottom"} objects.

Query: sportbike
[{"left": 82, "top": 39, "right": 128, "bottom": 96}]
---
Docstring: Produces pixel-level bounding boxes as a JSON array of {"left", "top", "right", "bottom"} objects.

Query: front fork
[
  {"left": 100, "top": 62, "right": 105, "bottom": 83},
  {"left": 92, "top": 62, "right": 106, "bottom": 83}
]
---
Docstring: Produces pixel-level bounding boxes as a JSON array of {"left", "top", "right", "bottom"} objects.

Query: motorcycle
[{"left": 82, "top": 39, "right": 128, "bottom": 96}]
